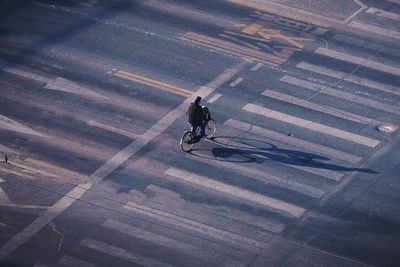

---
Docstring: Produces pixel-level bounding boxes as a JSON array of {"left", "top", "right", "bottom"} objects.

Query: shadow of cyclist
[{"left": 205, "top": 136, "right": 377, "bottom": 174}]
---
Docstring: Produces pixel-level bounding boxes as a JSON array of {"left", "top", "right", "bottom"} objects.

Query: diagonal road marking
[{"left": 0, "top": 62, "right": 247, "bottom": 260}]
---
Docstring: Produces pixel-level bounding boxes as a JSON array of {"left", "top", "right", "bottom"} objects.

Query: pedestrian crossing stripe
[
  {"left": 164, "top": 167, "right": 306, "bottom": 218},
  {"left": 243, "top": 103, "right": 380, "bottom": 148},
  {"left": 280, "top": 75, "right": 400, "bottom": 116}
]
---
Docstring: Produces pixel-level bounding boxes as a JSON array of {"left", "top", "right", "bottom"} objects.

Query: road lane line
[
  {"left": 45, "top": 78, "right": 109, "bottom": 99},
  {"left": 87, "top": 120, "right": 137, "bottom": 139},
  {"left": 180, "top": 32, "right": 285, "bottom": 66},
  {"left": 80, "top": 238, "right": 174, "bottom": 267},
  {"left": 314, "top": 47, "right": 400, "bottom": 77},
  {"left": 123, "top": 201, "right": 284, "bottom": 249},
  {"left": 114, "top": 70, "right": 192, "bottom": 97},
  {"left": 186, "top": 149, "right": 326, "bottom": 198},
  {"left": 0, "top": 63, "right": 246, "bottom": 259},
  {"left": 0, "top": 115, "right": 48, "bottom": 138},
  {"left": 366, "top": 7, "right": 400, "bottom": 22},
  {"left": 229, "top": 77, "right": 244, "bottom": 87},
  {"left": 225, "top": 118, "right": 362, "bottom": 166},
  {"left": 243, "top": 103, "right": 380, "bottom": 148},
  {"left": 349, "top": 21, "right": 400, "bottom": 40},
  {"left": 164, "top": 167, "right": 306, "bottom": 218},
  {"left": 251, "top": 63, "right": 264, "bottom": 71},
  {"left": 280, "top": 75, "right": 400, "bottom": 116},
  {"left": 262, "top": 89, "right": 373, "bottom": 124},
  {"left": 0, "top": 182, "right": 91, "bottom": 260},
  {"left": 207, "top": 93, "right": 222, "bottom": 103},
  {"left": 91, "top": 63, "right": 246, "bottom": 184},
  {"left": 297, "top": 62, "right": 400, "bottom": 96},
  {"left": 58, "top": 255, "right": 99, "bottom": 267},
  {"left": 103, "top": 219, "right": 245, "bottom": 266}
]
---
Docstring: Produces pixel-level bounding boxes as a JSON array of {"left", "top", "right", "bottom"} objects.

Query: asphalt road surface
[{"left": 1, "top": 0, "right": 400, "bottom": 266}]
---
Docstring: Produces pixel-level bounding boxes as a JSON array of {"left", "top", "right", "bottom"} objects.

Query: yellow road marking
[
  {"left": 242, "top": 22, "right": 263, "bottom": 34},
  {"left": 181, "top": 32, "right": 285, "bottom": 66},
  {"left": 114, "top": 70, "right": 192, "bottom": 97}
]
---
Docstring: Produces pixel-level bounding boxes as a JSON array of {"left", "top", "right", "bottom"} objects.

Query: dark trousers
[{"left": 191, "top": 121, "right": 206, "bottom": 137}]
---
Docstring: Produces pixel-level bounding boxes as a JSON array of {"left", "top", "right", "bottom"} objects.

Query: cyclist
[{"left": 188, "top": 96, "right": 206, "bottom": 138}]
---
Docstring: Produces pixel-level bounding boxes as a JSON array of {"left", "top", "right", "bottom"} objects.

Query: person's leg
[
  {"left": 200, "top": 121, "right": 206, "bottom": 137},
  {"left": 192, "top": 125, "right": 198, "bottom": 135}
]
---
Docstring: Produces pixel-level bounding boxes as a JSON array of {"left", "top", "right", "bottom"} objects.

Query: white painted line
[
  {"left": 229, "top": 77, "right": 244, "bottom": 87},
  {"left": 87, "top": 120, "right": 137, "bottom": 139},
  {"left": 314, "top": 47, "right": 400, "bottom": 77},
  {"left": 0, "top": 63, "right": 246, "bottom": 259},
  {"left": 0, "top": 186, "right": 12, "bottom": 205},
  {"left": 0, "top": 115, "right": 48, "bottom": 138},
  {"left": 288, "top": 165, "right": 344, "bottom": 182},
  {"left": 366, "top": 7, "right": 400, "bottom": 22},
  {"left": 251, "top": 63, "right": 264, "bottom": 71},
  {"left": 0, "top": 65, "right": 52, "bottom": 84},
  {"left": 164, "top": 167, "right": 306, "bottom": 218},
  {"left": 349, "top": 21, "right": 400, "bottom": 40},
  {"left": 58, "top": 255, "right": 99, "bottom": 267},
  {"left": 123, "top": 201, "right": 281, "bottom": 250},
  {"left": 90, "top": 62, "right": 246, "bottom": 184},
  {"left": 45, "top": 78, "right": 109, "bottom": 100},
  {"left": 311, "top": 27, "right": 328, "bottom": 36},
  {"left": 80, "top": 238, "right": 174, "bottom": 267},
  {"left": 225, "top": 119, "right": 362, "bottom": 165},
  {"left": 207, "top": 93, "right": 222, "bottom": 103},
  {"left": 280, "top": 75, "right": 400, "bottom": 116},
  {"left": 103, "top": 219, "right": 245, "bottom": 265},
  {"left": 262, "top": 89, "right": 373, "bottom": 125},
  {"left": 243, "top": 103, "right": 380, "bottom": 148},
  {"left": 0, "top": 182, "right": 91, "bottom": 260},
  {"left": 187, "top": 148, "right": 326, "bottom": 198},
  {"left": 297, "top": 62, "right": 400, "bottom": 96}
]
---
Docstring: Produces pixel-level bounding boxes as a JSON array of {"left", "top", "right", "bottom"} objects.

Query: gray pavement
[{"left": 1, "top": 0, "right": 400, "bottom": 266}]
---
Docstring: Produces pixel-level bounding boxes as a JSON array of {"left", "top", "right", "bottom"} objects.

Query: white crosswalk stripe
[
  {"left": 280, "top": 75, "right": 400, "bottom": 116},
  {"left": 297, "top": 62, "right": 400, "bottom": 96},
  {"left": 164, "top": 167, "right": 306, "bottom": 218},
  {"left": 58, "top": 255, "right": 99, "bottom": 267},
  {"left": 80, "top": 238, "right": 175, "bottom": 267},
  {"left": 314, "top": 47, "right": 400, "bottom": 77},
  {"left": 243, "top": 103, "right": 380, "bottom": 148},
  {"left": 262, "top": 89, "right": 373, "bottom": 124},
  {"left": 103, "top": 219, "right": 246, "bottom": 266}
]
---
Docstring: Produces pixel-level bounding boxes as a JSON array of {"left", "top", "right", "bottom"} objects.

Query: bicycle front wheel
[
  {"left": 180, "top": 131, "right": 194, "bottom": 152},
  {"left": 205, "top": 119, "right": 216, "bottom": 138}
]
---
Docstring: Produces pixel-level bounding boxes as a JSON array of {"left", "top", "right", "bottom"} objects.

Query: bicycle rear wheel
[
  {"left": 180, "top": 131, "right": 194, "bottom": 152},
  {"left": 205, "top": 119, "right": 216, "bottom": 138}
]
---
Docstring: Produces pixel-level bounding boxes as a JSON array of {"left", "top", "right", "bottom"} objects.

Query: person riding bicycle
[{"left": 188, "top": 96, "right": 206, "bottom": 138}]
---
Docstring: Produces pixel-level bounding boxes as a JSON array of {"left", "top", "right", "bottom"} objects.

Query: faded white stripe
[
  {"left": 297, "top": 62, "right": 400, "bottom": 96},
  {"left": 366, "top": 7, "right": 400, "bottom": 22},
  {"left": 164, "top": 167, "right": 305, "bottom": 218},
  {"left": 225, "top": 118, "right": 362, "bottom": 165},
  {"left": 262, "top": 89, "right": 373, "bottom": 124},
  {"left": 103, "top": 219, "right": 245, "bottom": 266},
  {"left": 187, "top": 148, "right": 326, "bottom": 198},
  {"left": 123, "top": 201, "right": 281, "bottom": 251},
  {"left": 80, "top": 238, "right": 174, "bottom": 267},
  {"left": 58, "top": 255, "right": 99, "bottom": 267},
  {"left": 280, "top": 75, "right": 400, "bottom": 116},
  {"left": 243, "top": 103, "right": 380, "bottom": 148},
  {"left": 349, "top": 21, "right": 400, "bottom": 40},
  {"left": 314, "top": 47, "right": 400, "bottom": 76}
]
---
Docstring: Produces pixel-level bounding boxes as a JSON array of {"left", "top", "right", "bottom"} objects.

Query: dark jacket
[{"left": 188, "top": 102, "right": 204, "bottom": 125}]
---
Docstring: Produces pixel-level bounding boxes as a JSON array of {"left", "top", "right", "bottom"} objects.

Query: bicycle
[{"left": 180, "top": 118, "right": 216, "bottom": 152}]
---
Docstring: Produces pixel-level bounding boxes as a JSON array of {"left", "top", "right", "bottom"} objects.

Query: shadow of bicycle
[{"left": 191, "top": 136, "right": 376, "bottom": 174}]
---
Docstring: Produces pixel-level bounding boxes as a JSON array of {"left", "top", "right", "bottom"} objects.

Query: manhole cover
[{"left": 377, "top": 124, "right": 397, "bottom": 133}]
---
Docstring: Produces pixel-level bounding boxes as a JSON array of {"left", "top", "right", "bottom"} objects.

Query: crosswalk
[{"left": 1, "top": 10, "right": 400, "bottom": 266}]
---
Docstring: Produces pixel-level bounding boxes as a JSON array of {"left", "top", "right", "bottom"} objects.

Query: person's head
[{"left": 194, "top": 96, "right": 202, "bottom": 104}]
